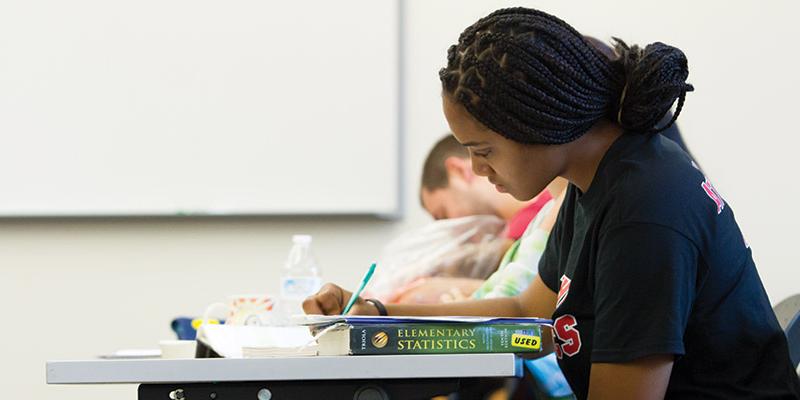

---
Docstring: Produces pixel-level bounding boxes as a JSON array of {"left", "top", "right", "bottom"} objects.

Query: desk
[{"left": 47, "top": 354, "right": 523, "bottom": 399}]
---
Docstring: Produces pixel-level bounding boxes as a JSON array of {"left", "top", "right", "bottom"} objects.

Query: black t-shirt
[{"left": 538, "top": 133, "right": 800, "bottom": 399}]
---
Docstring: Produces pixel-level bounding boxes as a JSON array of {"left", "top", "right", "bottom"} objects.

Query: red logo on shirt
[
  {"left": 556, "top": 275, "right": 571, "bottom": 308},
  {"left": 701, "top": 178, "right": 725, "bottom": 214},
  {"left": 554, "top": 314, "right": 582, "bottom": 358},
  {"left": 693, "top": 161, "right": 725, "bottom": 215}
]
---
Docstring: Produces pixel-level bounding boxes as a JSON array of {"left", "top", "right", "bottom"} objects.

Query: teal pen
[{"left": 341, "top": 262, "right": 377, "bottom": 315}]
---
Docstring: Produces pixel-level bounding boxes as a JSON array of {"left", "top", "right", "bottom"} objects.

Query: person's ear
[{"left": 444, "top": 156, "right": 475, "bottom": 184}]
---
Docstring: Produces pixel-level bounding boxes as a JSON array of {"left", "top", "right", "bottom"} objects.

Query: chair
[
  {"left": 774, "top": 294, "right": 800, "bottom": 371},
  {"left": 785, "top": 308, "right": 800, "bottom": 372},
  {"left": 774, "top": 294, "right": 800, "bottom": 331},
  {"left": 523, "top": 354, "right": 575, "bottom": 399}
]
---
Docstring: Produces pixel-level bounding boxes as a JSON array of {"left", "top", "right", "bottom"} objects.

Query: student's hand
[
  {"left": 302, "top": 283, "right": 380, "bottom": 316},
  {"left": 440, "top": 287, "right": 470, "bottom": 303}
]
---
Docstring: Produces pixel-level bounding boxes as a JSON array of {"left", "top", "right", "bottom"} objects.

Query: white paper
[{"left": 197, "top": 325, "right": 314, "bottom": 358}]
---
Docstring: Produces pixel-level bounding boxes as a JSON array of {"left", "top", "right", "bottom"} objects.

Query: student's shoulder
[{"left": 604, "top": 135, "right": 708, "bottom": 229}]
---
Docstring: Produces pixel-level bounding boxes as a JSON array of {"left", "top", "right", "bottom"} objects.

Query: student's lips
[{"left": 489, "top": 178, "right": 507, "bottom": 193}]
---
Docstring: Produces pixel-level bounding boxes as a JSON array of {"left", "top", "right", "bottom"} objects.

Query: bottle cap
[{"left": 292, "top": 234, "right": 312, "bottom": 244}]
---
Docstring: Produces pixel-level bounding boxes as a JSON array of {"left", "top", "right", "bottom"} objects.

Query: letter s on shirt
[{"left": 554, "top": 314, "right": 582, "bottom": 358}]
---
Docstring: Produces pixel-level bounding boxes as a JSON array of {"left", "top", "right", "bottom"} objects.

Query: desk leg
[{"left": 138, "top": 378, "right": 462, "bottom": 400}]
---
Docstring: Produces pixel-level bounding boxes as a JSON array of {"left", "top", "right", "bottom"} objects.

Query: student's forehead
[
  {"left": 420, "top": 188, "right": 439, "bottom": 212},
  {"left": 452, "top": 123, "right": 496, "bottom": 148},
  {"left": 436, "top": 190, "right": 461, "bottom": 216},
  {"left": 422, "top": 187, "right": 453, "bottom": 214},
  {"left": 450, "top": 121, "right": 486, "bottom": 143},
  {"left": 444, "top": 97, "right": 488, "bottom": 140}
]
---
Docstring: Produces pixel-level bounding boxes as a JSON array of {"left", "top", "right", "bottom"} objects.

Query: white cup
[
  {"left": 159, "top": 340, "right": 196, "bottom": 359},
  {"left": 226, "top": 294, "right": 276, "bottom": 326}
]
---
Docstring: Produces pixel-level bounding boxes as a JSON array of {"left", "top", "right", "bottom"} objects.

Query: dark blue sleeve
[{"left": 591, "top": 223, "right": 698, "bottom": 363}]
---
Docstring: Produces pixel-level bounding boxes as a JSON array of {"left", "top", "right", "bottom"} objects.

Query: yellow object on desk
[{"left": 192, "top": 318, "right": 221, "bottom": 330}]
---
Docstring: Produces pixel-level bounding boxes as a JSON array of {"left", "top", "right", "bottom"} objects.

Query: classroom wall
[{"left": 2, "top": 1, "right": 798, "bottom": 398}]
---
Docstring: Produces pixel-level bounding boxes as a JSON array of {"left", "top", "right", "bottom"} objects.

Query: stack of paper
[
  {"left": 197, "top": 325, "right": 315, "bottom": 358},
  {"left": 242, "top": 344, "right": 318, "bottom": 358}
]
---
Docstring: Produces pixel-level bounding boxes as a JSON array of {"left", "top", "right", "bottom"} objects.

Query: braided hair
[{"left": 439, "top": 7, "right": 694, "bottom": 145}]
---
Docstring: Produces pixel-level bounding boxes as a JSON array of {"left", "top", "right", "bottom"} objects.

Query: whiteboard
[{"left": 0, "top": 0, "right": 399, "bottom": 217}]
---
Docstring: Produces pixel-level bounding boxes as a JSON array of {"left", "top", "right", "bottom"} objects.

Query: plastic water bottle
[{"left": 279, "top": 234, "right": 323, "bottom": 321}]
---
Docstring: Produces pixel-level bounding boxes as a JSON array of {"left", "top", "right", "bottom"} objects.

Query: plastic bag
[{"left": 364, "top": 215, "right": 507, "bottom": 303}]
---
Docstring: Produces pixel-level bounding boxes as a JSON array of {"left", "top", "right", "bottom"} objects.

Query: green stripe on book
[{"left": 348, "top": 323, "right": 542, "bottom": 355}]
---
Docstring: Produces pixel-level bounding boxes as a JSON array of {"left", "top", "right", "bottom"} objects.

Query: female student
[{"left": 304, "top": 8, "right": 800, "bottom": 399}]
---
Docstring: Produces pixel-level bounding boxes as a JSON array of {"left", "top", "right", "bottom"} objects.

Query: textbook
[{"left": 294, "top": 315, "right": 552, "bottom": 356}]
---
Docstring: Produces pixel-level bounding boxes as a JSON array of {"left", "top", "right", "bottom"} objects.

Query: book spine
[{"left": 348, "top": 323, "right": 542, "bottom": 355}]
